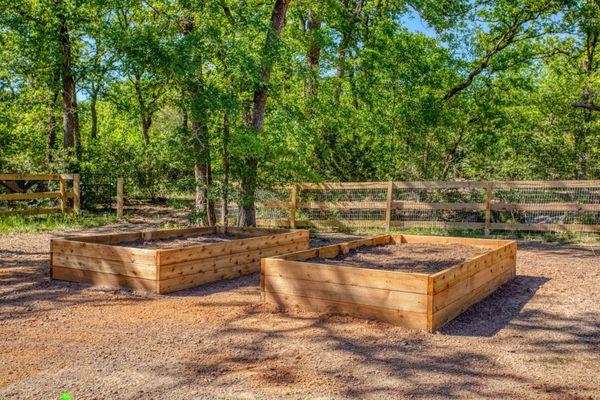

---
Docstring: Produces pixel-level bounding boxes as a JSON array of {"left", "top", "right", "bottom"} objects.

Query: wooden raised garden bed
[
  {"left": 51, "top": 226, "right": 310, "bottom": 294},
  {"left": 261, "top": 234, "right": 516, "bottom": 332}
]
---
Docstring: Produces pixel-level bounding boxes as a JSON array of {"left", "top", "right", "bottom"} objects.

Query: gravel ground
[
  {"left": 307, "top": 243, "right": 486, "bottom": 273},
  {"left": 1, "top": 211, "right": 599, "bottom": 399}
]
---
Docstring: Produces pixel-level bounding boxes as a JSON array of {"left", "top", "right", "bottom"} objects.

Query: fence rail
[
  {"left": 0, "top": 173, "right": 80, "bottom": 217},
  {"left": 252, "top": 180, "right": 600, "bottom": 233}
]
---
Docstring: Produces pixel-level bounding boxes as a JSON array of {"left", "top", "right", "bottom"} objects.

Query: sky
[{"left": 400, "top": 9, "right": 437, "bottom": 37}]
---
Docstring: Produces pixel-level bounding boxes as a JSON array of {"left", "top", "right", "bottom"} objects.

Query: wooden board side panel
[
  {"left": 157, "top": 236, "right": 309, "bottom": 293},
  {"left": 158, "top": 230, "right": 309, "bottom": 265},
  {"left": 263, "top": 291, "right": 428, "bottom": 331},
  {"left": 430, "top": 267, "right": 514, "bottom": 331},
  {"left": 64, "top": 232, "right": 143, "bottom": 244},
  {"left": 400, "top": 234, "right": 511, "bottom": 249},
  {"left": 262, "top": 259, "right": 429, "bottom": 294},
  {"left": 52, "top": 266, "right": 157, "bottom": 292},
  {"left": 431, "top": 242, "right": 516, "bottom": 294},
  {"left": 265, "top": 275, "right": 428, "bottom": 313},
  {"left": 430, "top": 243, "right": 516, "bottom": 331},
  {"left": 52, "top": 253, "right": 157, "bottom": 280},
  {"left": 158, "top": 261, "right": 259, "bottom": 294},
  {"left": 432, "top": 258, "right": 515, "bottom": 313},
  {"left": 158, "top": 241, "right": 308, "bottom": 280},
  {"left": 51, "top": 239, "right": 156, "bottom": 266},
  {"left": 274, "top": 235, "right": 390, "bottom": 261}
]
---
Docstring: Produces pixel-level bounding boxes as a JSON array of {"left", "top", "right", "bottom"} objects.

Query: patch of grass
[{"left": 0, "top": 212, "right": 119, "bottom": 234}]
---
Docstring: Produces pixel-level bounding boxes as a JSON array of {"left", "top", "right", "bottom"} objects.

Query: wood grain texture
[
  {"left": 52, "top": 266, "right": 157, "bottom": 291},
  {"left": 158, "top": 241, "right": 307, "bottom": 280},
  {"left": 158, "top": 261, "right": 258, "bottom": 294},
  {"left": 51, "top": 239, "right": 156, "bottom": 265},
  {"left": 158, "top": 230, "right": 309, "bottom": 265},
  {"left": 262, "top": 259, "right": 429, "bottom": 294},
  {"left": 52, "top": 253, "right": 157, "bottom": 279},
  {"left": 51, "top": 227, "right": 310, "bottom": 294},
  {"left": 262, "top": 234, "right": 516, "bottom": 333},
  {"left": 263, "top": 291, "right": 428, "bottom": 331}
]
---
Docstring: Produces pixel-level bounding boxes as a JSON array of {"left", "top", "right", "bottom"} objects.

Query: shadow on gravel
[
  {"left": 168, "top": 273, "right": 259, "bottom": 298},
  {"left": 441, "top": 275, "right": 549, "bottom": 337},
  {"left": 0, "top": 247, "right": 150, "bottom": 323}
]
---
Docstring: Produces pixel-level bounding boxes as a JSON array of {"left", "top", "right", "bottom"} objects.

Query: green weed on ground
[{"left": 0, "top": 212, "right": 119, "bottom": 234}]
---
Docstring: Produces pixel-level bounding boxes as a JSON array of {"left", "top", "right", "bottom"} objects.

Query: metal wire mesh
[
  {"left": 252, "top": 181, "right": 600, "bottom": 233},
  {"left": 392, "top": 188, "right": 486, "bottom": 225},
  {"left": 297, "top": 188, "right": 387, "bottom": 222},
  {"left": 256, "top": 188, "right": 291, "bottom": 220},
  {"left": 492, "top": 186, "right": 600, "bottom": 225},
  {"left": 80, "top": 173, "right": 116, "bottom": 210}
]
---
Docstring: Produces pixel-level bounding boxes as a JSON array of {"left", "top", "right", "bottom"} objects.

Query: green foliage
[{"left": 0, "top": 0, "right": 599, "bottom": 207}]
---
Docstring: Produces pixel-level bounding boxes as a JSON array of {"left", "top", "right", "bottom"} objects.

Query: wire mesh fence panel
[
  {"left": 80, "top": 173, "right": 116, "bottom": 210},
  {"left": 392, "top": 187, "right": 487, "bottom": 228},
  {"left": 296, "top": 187, "right": 388, "bottom": 226},
  {"left": 256, "top": 188, "right": 291, "bottom": 222},
  {"left": 253, "top": 181, "right": 600, "bottom": 233},
  {"left": 491, "top": 183, "right": 600, "bottom": 230}
]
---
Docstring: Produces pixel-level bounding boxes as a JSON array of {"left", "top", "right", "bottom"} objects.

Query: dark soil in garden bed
[
  {"left": 117, "top": 233, "right": 251, "bottom": 249},
  {"left": 308, "top": 243, "right": 487, "bottom": 274}
]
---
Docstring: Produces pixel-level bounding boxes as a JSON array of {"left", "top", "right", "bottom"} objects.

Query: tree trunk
[
  {"left": 305, "top": 5, "right": 322, "bottom": 98},
  {"left": 221, "top": 112, "right": 230, "bottom": 227},
  {"left": 90, "top": 90, "right": 99, "bottom": 140},
  {"left": 47, "top": 88, "right": 59, "bottom": 165},
  {"left": 239, "top": 0, "right": 291, "bottom": 227},
  {"left": 182, "top": 108, "right": 189, "bottom": 130},
  {"left": 192, "top": 118, "right": 215, "bottom": 226},
  {"left": 58, "top": 8, "right": 81, "bottom": 168},
  {"left": 133, "top": 72, "right": 155, "bottom": 191},
  {"left": 334, "top": 0, "right": 364, "bottom": 102}
]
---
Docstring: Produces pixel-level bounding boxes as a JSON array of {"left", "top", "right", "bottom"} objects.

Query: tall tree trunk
[
  {"left": 133, "top": 72, "right": 155, "bottom": 191},
  {"left": 182, "top": 108, "right": 189, "bottom": 130},
  {"left": 221, "top": 112, "right": 230, "bottom": 227},
  {"left": 334, "top": 0, "right": 364, "bottom": 102},
  {"left": 47, "top": 88, "right": 59, "bottom": 165},
  {"left": 58, "top": 7, "right": 81, "bottom": 169},
  {"left": 191, "top": 118, "right": 215, "bottom": 226},
  {"left": 188, "top": 52, "right": 216, "bottom": 226},
  {"left": 575, "top": 30, "right": 598, "bottom": 179},
  {"left": 238, "top": 0, "right": 291, "bottom": 227},
  {"left": 305, "top": 5, "right": 322, "bottom": 98},
  {"left": 90, "top": 89, "right": 99, "bottom": 140}
]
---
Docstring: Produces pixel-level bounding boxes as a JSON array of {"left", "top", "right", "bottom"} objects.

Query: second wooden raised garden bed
[
  {"left": 261, "top": 234, "right": 516, "bottom": 332},
  {"left": 51, "top": 226, "right": 310, "bottom": 294}
]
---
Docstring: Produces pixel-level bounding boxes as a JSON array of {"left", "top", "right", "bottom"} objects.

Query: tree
[{"left": 238, "top": 0, "right": 292, "bottom": 226}]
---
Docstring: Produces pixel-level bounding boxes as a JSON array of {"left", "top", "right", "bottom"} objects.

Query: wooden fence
[
  {"left": 0, "top": 174, "right": 80, "bottom": 217},
  {"left": 252, "top": 180, "right": 600, "bottom": 233}
]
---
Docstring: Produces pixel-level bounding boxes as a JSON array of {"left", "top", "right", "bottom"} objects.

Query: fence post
[
  {"left": 59, "top": 177, "right": 67, "bottom": 213},
  {"left": 290, "top": 184, "right": 298, "bottom": 229},
  {"left": 72, "top": 174, "right": 81, "bottom": 213},
  {"left": 116, "top": 177, "right": 124, "bottom": 219},
  {"left": 385, "top": 181, "right": 394, "bottom": 232},
  {"left": 484, "top": 181, "right": 493, "bottom": 236}
]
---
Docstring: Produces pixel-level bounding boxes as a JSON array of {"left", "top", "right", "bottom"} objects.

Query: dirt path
[{"left": 0, "top": 214, "right": 598, "bottom": 399}]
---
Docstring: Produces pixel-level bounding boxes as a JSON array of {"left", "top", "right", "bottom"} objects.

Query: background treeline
[{"left": 0, "top": 0, "right": 599, "bottom": 225}]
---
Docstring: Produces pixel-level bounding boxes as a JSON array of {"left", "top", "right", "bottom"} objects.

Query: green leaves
[{"left": 1, "top": 0, "right": 599, "bottom": 201}]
